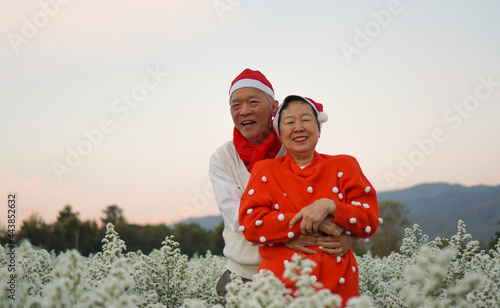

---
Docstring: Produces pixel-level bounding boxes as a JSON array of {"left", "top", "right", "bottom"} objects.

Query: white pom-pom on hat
[{"left": 317, "top": 112, "right": 328, "bottom": 123}]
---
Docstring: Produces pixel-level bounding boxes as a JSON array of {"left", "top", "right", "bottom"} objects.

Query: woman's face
[{"left": 278, "top": 100, "right": 320, "bottom": 162}]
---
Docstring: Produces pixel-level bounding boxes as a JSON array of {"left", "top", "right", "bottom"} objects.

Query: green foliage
[
  {"left": 16, "top": 213, "right": 50, "bottom": 249},
  {"left": 172, "top": 223, "right": 211, "bottom": 258},
  {"left": 208, "top": 222, "right": 225, "bottom": 256},
  {"left": 369, "top": 200, "right": 411, "bottom": 256},
  {"left": 15, "top": 205, "right": 223, "bottom": 258},
  {"left": 101, "top": 204, "right": 126, "bottom": 226},
  {"left": 116, "top": 223, "right": 171, "bottom": 255},
  {"left": 77, "top": 220, "right": 104, "bottom": 256},
  {"left": 16, "top": 205, "right": 104, "bottom": 255},
  {"left": 487, "top": 221, "right": 500, "bottom": 250}
]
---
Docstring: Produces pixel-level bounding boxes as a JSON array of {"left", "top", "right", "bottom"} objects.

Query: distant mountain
[
  {"left": 378, "top": 183, "right": 500, "bottom": 244},
  {"left": 179, "top": 183, "right": 500, "bottom": 244},
  {"left": 180, "top": 215, "right": 224, "bottom": 230}
]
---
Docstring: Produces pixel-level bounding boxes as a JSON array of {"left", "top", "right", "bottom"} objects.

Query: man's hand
[
  {"left": 289, "top": 198, "right": 336, "bottom": 234},
  {"left": 319, "top": 219, "right": 345, "bottom": 236},
  {"left": 283, "top": 233, "right": 321, "bottom": 254},
  {"left": 317, "top": 233, "right": 359, "bottom": 257}
]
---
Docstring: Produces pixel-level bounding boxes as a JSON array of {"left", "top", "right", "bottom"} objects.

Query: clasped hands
[{"left": 284, "top": 198, "right": 356, "bottom": 257}]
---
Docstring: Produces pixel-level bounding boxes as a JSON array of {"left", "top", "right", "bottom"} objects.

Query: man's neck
[{"left": 247, "top": 128, "right": 273, "bottom": 145}]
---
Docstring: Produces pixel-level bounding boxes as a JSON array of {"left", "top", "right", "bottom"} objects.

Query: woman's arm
[
  {"left": 289, "top": 198, "right": 336, "bottom": 234},
  {"left": 238, "top": 165, "right": 303, "bottom": 244}
]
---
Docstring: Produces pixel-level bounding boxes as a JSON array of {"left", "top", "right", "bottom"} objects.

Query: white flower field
[{"left": 1, "top": 220, "right": 499, "bottom": 307}]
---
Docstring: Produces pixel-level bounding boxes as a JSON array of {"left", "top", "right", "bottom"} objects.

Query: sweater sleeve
[
  {"left": 330, "top": 156, "right": 380, "bottom": 239},
  {"left": 238, "top": 163, "right": 302, "bottom": 244},
  {"left": 209, "top": 149, "right": 242, "bottom": 232}
]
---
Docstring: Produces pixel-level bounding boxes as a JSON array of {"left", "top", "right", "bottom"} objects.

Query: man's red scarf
[{"left": 233, "top": 127, "right": 282, "bottom": 172}]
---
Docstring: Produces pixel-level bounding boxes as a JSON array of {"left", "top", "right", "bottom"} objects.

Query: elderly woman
[{"left": 238, "top": 95, "right": 380, "bottom": 306}]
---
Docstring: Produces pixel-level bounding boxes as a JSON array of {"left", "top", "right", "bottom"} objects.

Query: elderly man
[{"left": 209, "top": 68, "right": 356, "bottom": 297}]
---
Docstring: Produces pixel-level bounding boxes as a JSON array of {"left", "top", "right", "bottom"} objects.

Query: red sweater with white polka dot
[{"left": 239, "top": 152, "right": 379, "bottom": 305}]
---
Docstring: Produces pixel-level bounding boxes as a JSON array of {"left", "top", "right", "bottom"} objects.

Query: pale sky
[{"left": 1, "top": 0, "right": 499, "bottom": 227}]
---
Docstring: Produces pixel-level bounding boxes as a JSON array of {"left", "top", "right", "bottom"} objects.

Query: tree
[
  {"left": 209, "top": 221, "right": 224, "bottom": 256},
  {"left": 52, "top": 205, "right": 81, "bottom": 252},
  {"left": 77, "top": 220, "right": 104, "bottom": 255},
  {"left": 368, "top": 200, "right": 411, "bottom": 256},
  {"left": 0, "top": 221, "right": 6, "bottom": 245},
  {"left": 101, "top": 204, "right": 126, "bottom": 226},
  {"left": 114, "top": 223, "right": 171, "bottom": 254},
  {"left": 172, "top": 222, "right": 211, "bottom": 258},
  {"left": 17, "top": 213, "right": 51, "bottom": 248},
  {"left": 487, "top": 221, "right": 500, "bottom": 251},
  {"left": 57, "top": 204, "right": 79, "bottom": 222}
]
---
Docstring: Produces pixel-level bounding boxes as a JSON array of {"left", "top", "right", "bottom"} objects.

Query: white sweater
[{"left": 209, "top": 141, "right": 285, "bottom": 279}]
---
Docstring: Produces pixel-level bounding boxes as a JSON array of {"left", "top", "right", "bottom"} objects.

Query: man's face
[{"left": 230, "top": 87, "right": 278, "bottom": 145}]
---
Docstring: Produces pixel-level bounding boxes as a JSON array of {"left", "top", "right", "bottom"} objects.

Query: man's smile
[{"left": 241, "top": 120, "right": 256, "bottom": 126}]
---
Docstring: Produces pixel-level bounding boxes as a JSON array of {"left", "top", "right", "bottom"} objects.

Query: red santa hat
[
  {"left": 229, "top": 68, "right": 275, "bottom": 101},
  {"left": 273, "top": 95, "right": 329, "bottom": 136}
]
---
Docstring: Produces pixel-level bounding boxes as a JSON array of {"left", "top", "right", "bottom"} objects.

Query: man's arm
[
  {"left": 285, "top": 219, "right": 358, "bottom": 256},
  {"left": 209, "top": 150, "right": 243, "bottom": 232},
  {"left": 317, "top": 233, "right": 360, "bottom": 257}
]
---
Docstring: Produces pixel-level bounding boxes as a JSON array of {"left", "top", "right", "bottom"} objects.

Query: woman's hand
[
  {"left": 317, "top": 233, "right": 359, "bottom": 257},
  {"left": 283, "top": 233, "right": 322, "bottom": 254},
  {"left": 289, "top": 198, "right": 336, "bottom": 234}
]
